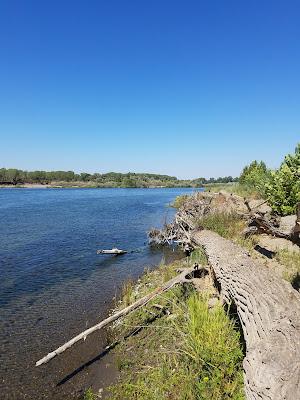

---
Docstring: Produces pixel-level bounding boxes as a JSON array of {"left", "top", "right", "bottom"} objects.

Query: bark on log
[
  {"left": 35, "top": 267, "right": 194, "bottom": 367},
  {"left": 292, "top": 202, "right": 300, "bottom": 245},
  {"left": 192, "top": 230, "right": 300, "bottom": 400}
]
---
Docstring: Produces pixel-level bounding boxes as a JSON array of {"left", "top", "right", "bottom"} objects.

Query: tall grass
[
  {"left": 196, "top": 212, "right": 245, "bottom": 239},
  {"left": 181, "top": 294, "right": 245, "bottom": 399},
  {"left": 170, "top": 194, "right": 190, "bottom": 208},
  {"left": 109, "top": 260, "right": 245, "bottom": 400}
]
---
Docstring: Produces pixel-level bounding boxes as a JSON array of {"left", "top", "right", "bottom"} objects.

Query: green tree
[
  {"left": 5, "top": 168, "right": 23, "bottom": 184},
  {"left": 239, "top": 160, "right": 270, "bottom": 195},
  {"left": 266, "top": 143, "right": 300, "bottom": 215},
  {"left": 122, "top": 177, "right": 136, "bottom": 187}
]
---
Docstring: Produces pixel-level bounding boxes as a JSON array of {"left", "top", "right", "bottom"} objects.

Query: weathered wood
[
  {"left": 35, "top": 267, "right": 194, "bottom": 367},
  {"left": 192, "top": 230, "right": 300, "bottom": 400},
  {"left": 292, "top": 202, "right": 300, "bottom": 245},
  {"left": 96, "top": 248, "right": 127, "bottom": 255},
  {"left": 247, "top": 213, "right": 291, "bottom": 240}
]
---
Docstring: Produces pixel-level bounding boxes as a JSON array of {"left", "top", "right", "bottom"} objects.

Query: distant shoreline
[{"left": 0, "top": 183, "right": 202, "bottom": 189}]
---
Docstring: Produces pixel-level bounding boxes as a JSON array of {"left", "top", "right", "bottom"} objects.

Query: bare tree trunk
[{"left": 192, "top": 230, "right": 300, "bottom": 400}]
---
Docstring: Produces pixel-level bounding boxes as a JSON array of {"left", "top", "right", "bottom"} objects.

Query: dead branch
[{"left": 35, "top": 267, "right": 195, "bottom": 367}]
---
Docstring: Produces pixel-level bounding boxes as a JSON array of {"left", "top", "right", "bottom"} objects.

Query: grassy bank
[{"left": 104, "top": 252, "right": 245, "bottom": 399}]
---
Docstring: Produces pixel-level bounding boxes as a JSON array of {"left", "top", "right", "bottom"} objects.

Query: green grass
[
  {"left": 170, "top": 194, "right": 190, "bottom": 208},
  {"left": 196, "top": 212, "right": 245, "bottom": 240},
  {"left": 195, "top": 212, "right": 258, "bottom": 253},
  {"left": 188, "top": 246, "right": 208, "bottom": 265},
  {"left": 83, "top": 388, "right": 97, "bottom": 400},
  {"left": 108, "top": 257, "right": 245, "bottom": 400}
]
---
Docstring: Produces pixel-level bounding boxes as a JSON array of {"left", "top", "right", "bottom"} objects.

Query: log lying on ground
[
  {"left": 35, "top": 267, "right": 195, "bottom": 367},
  {"left": 245, "top": 212, "right": 291, "bottom": 240},
  {"left": 192, "top": 230, "right": 300, "bottom": 400}
]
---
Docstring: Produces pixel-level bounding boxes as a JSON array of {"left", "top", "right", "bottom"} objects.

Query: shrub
[
  {"left": 239, "top": 161, "right": 271, "bottom": 196},
  {"left": 265, "top": 143, "right": 300, "bottom": 215}
]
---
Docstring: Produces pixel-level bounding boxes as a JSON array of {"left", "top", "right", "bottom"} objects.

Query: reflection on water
[{"left": 0, "top": 188, "right": 198, "bottom": 399}]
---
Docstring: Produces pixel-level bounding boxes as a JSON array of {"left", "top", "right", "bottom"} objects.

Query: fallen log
[
  {"left": 192, "top": 230, "right": 300, "bottom": 400},
  {"left": 35, "top": 267, "right": 194, "bottom": 367},
  {"left": 246, "top": 213, "right": 291, "bottom": 239}
]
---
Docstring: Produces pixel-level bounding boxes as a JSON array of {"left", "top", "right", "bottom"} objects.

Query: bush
[
  {"left": 265, "top": 144, "right": 300, "bottom": 215},
  {"left": 239, "top": 161, "right": 271, "bottom": 196}
]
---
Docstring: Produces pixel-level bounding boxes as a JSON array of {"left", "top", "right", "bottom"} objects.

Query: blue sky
[{"left": 0, "top": 0, "right": 299, "bottom": 179}]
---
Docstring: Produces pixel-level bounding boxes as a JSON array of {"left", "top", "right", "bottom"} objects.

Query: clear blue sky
[{"left": 0, "top": 0, "right": 299, "bottom": 179}]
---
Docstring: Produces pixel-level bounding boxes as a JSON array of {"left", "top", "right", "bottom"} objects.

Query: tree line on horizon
[{"left": 0, "top": 168, "right": 238, "bottom": 187}]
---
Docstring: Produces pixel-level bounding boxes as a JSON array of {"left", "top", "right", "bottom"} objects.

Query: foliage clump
[
  {"left": 265, "top": 144, "right": 300, "bottom": 215},
  {"left": 239, "top": 160, "right": 271, "bottom": 197}
]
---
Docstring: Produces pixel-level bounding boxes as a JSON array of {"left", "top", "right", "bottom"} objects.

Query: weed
[
  {"left": 83, "top": 388, "right": 97, "bottom": 400},
  {"left": 196, "top": 212, "right": 245, "bottom": 240}
]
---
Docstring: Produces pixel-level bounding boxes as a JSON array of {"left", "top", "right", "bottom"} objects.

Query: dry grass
[
  {"left": 204, "top": 183, "right": 261, "bottom": 199},
  {"left": 276, "top": 249, "right": 300, "bottom": 290}
]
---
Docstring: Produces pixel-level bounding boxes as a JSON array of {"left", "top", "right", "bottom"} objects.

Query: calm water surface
[{"left": 0, "top": 188, "right": 198, "bottom": 399}]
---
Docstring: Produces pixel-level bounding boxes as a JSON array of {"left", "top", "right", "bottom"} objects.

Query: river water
[{"left": 0, "top": 188, "right": 198, "bottom": 399}]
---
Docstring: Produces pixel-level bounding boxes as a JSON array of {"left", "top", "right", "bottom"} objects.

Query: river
[{"left": 0, "top": 187, "right": 199, "bottom": 399}]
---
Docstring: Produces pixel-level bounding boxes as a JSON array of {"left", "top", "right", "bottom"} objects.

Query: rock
[
  {"left": 248, "top": 199, "right": 272, "bottom": 214},
  {"left": 257, "top": 234, "right": 300, "bottom": 254},
  {"left": 279, "top": 215, "right": 297, "bottom": 236}
]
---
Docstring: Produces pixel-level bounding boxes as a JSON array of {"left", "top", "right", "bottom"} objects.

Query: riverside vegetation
[
  {"left": 82, "top": 251, "right": 245, "bottom": 400},
  {"left": 205, "top": 143, "right": 299, "bottom": 215},
  {"left": 82, "top": 143, "right": 299, "bottom": 399},
  {"left": 106, "top": 251, "right": 245, "bottom": 400}
]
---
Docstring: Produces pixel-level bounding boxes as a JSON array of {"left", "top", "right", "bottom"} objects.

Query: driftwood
[
  {"left": 36, "top": 267, "right": 194, "bottom": 367},
  {"left": 193, "top": 230, "right": 300, "bottom": 400},
  {"left": 96, "top": 248, "right": 127, "bottom": 255},
  {"left": 245, "top": 213, "right": 290, "bottom": 240},
  {"left": 150, "top": 193, "right": 299, "bottom": 247},
  {"left": 244, "top": 200, "right": 300, "bottom": 245}
]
